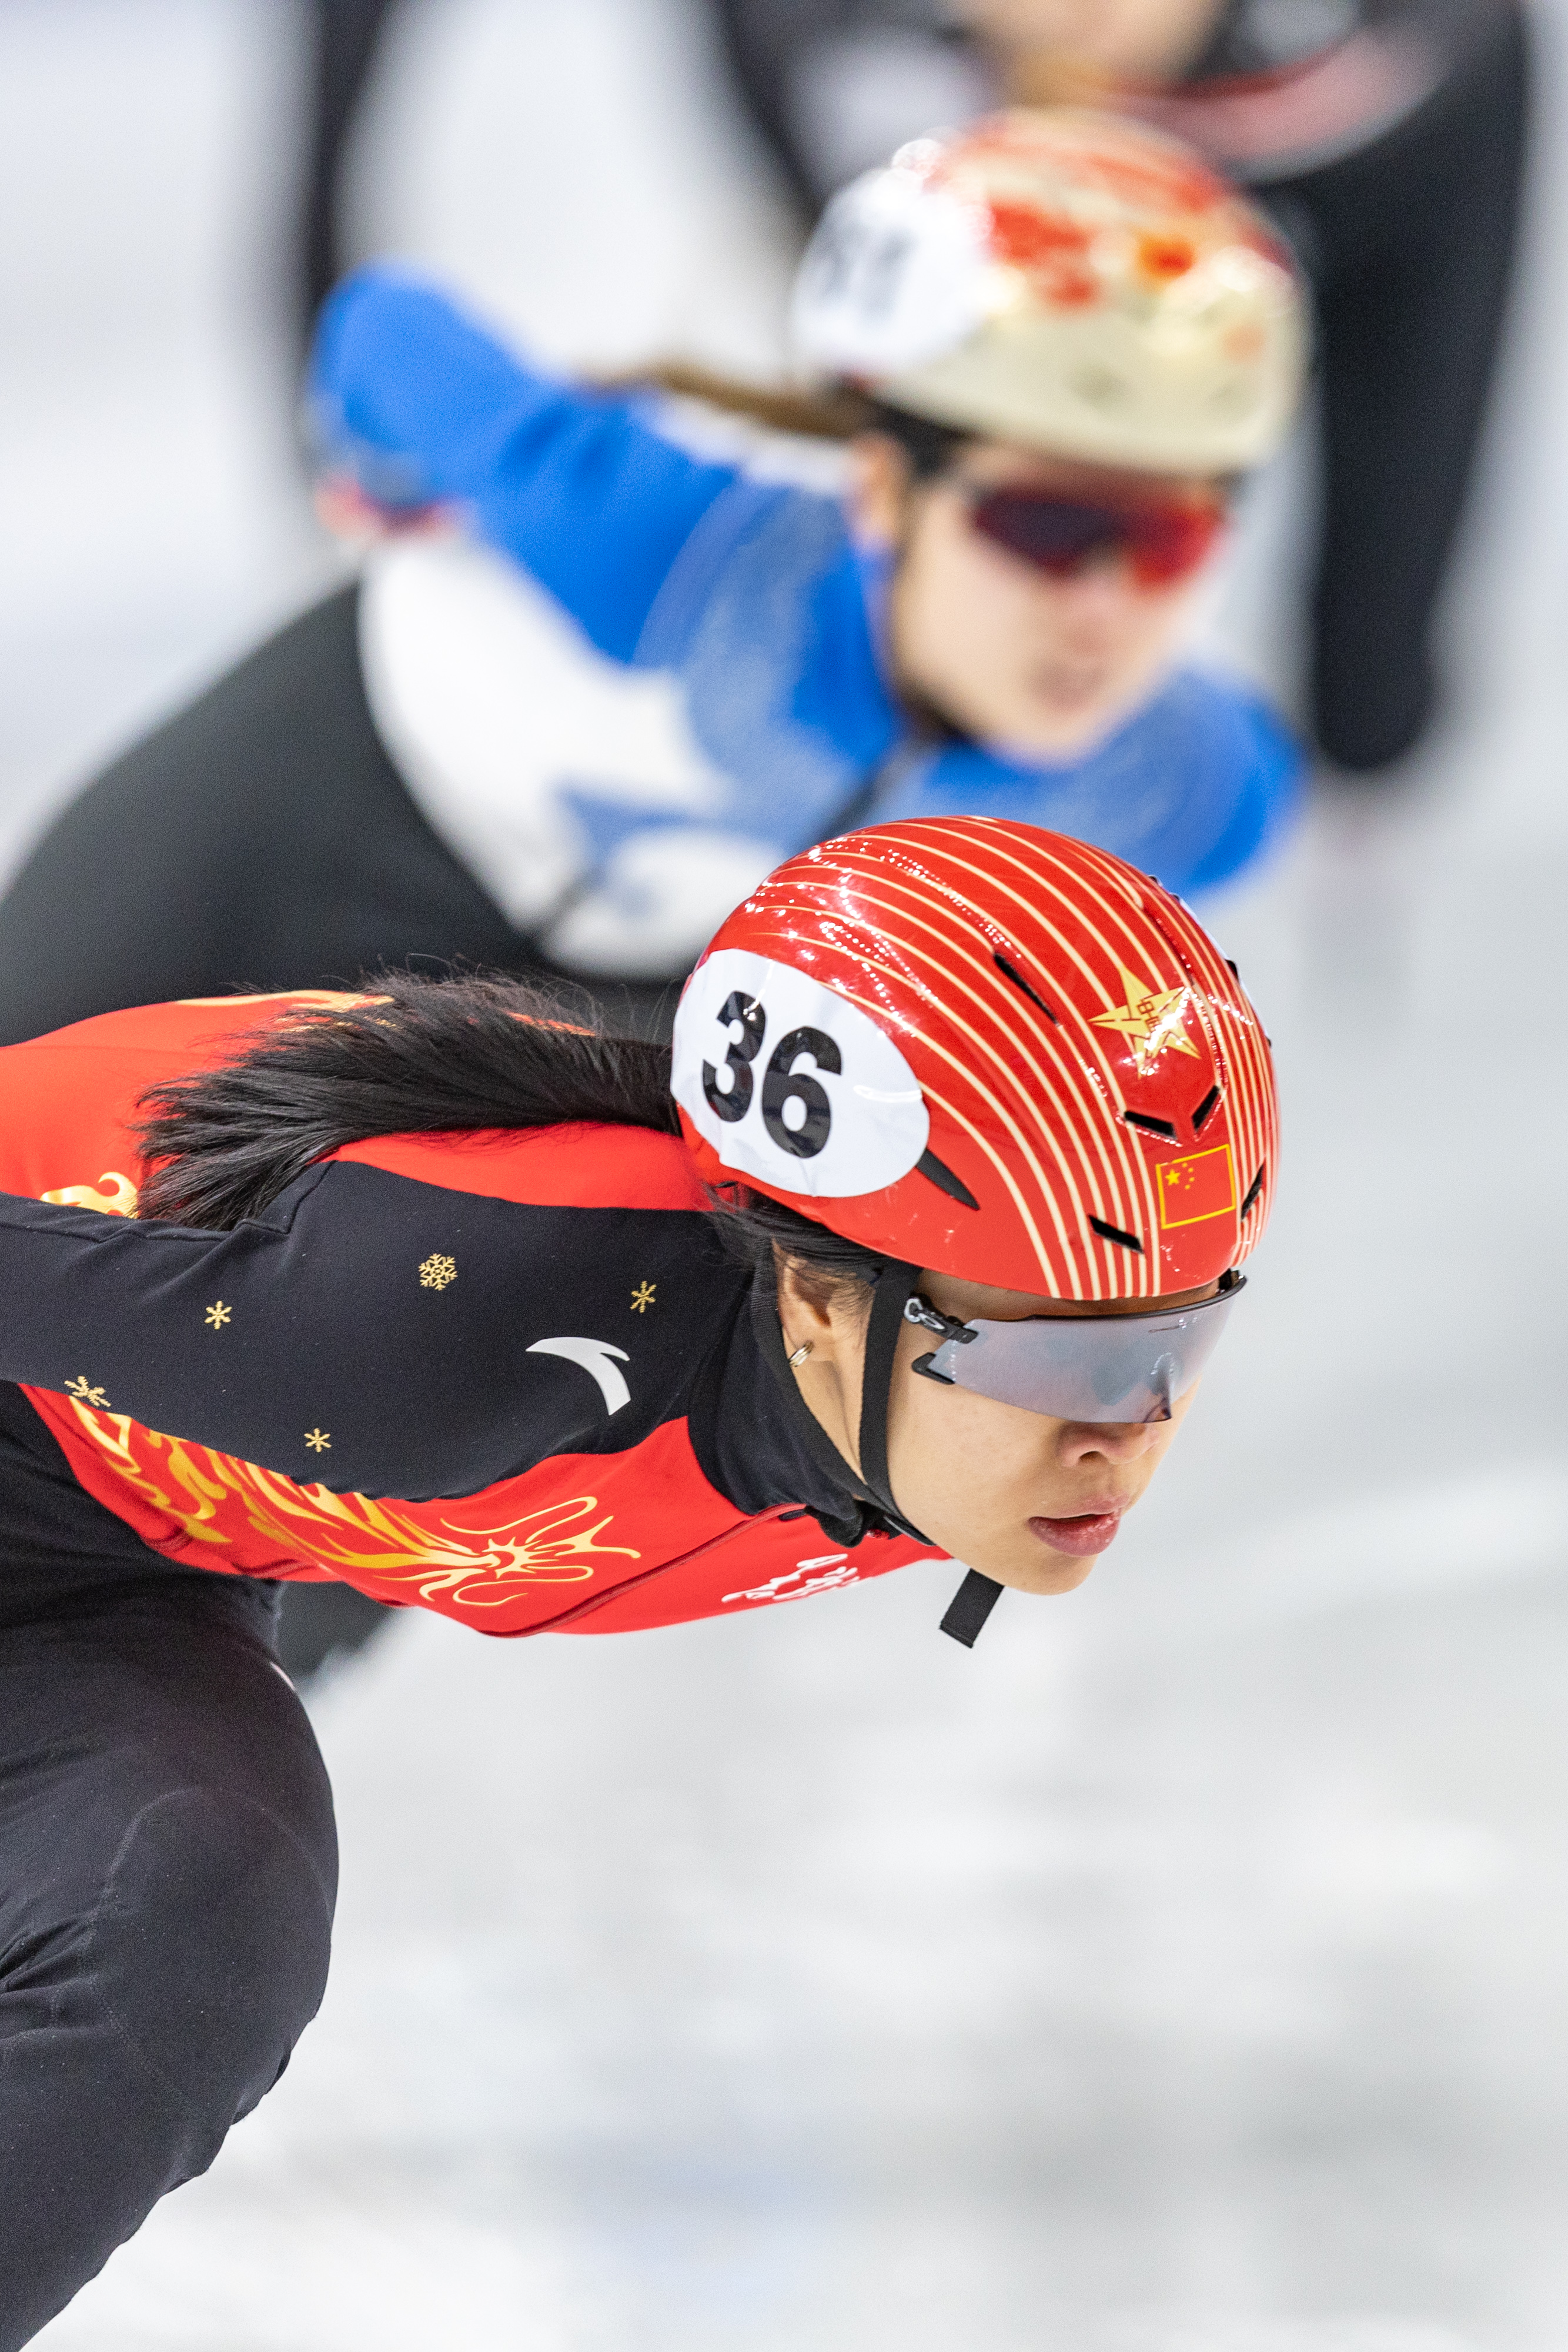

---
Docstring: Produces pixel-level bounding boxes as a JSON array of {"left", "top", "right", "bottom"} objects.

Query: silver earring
[{"left": 787, "top": 1340, "right": 814, "bottom": 1369}]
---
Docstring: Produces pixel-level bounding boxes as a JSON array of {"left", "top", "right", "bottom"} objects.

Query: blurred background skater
[
  {"left": 0, "top": 108, "right": 1306, "bottom": 1065},
  {"left": 714, "top": 0, "right": 1531, "bottom": 777},
  {"left": 306, "top": 109, "right": 1306, "bottom": 931}
]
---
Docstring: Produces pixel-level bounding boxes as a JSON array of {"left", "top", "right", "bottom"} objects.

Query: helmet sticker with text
[
  {"left": 671, "top": 947, "right": 930, "bottom": 1198},
  {"left": 793, "top": 165, "right": 990, "bottom": 378}
]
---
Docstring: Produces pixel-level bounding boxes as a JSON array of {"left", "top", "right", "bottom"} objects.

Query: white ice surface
[{"left": 6, "top": 1, "right": 1568, "bottom": 2346}]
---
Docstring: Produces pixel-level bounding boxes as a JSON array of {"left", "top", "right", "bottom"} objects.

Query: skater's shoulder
[{"left": 1152, "top": 663, "right": 1301, "bottom": 759}]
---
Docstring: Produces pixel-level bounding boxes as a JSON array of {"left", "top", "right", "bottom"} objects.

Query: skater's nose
[{"left": 1053, "top": 1418, "right": 1165, "bottom": 1469}]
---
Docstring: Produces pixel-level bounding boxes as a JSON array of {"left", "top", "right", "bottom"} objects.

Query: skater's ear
[
  {"left": 846, "top": 432, "right": 915, "bottom": 550},
  {"left": 774, "top": 1251, "right": 875, "bottom": 1479},
  {"left": 773, "top": 1251, "right": 873, "bottom": 1357}
]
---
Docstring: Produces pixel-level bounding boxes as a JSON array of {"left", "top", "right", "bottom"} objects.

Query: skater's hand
[{"left": 313, "top": 475, "right": 454, "bottom": 546}]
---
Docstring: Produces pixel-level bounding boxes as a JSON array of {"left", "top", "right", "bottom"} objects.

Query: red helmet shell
[{"left": 670, "top": 820, "right": 1278, "bottom": 1301}]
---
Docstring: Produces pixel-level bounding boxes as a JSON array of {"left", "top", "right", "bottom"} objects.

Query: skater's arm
[
  {"left": 0, "top": 1175, "right": 411, "bottom": 1487},
  {"left": 308, "top": 268, "right": 742, "bottom": 663},
  {"left": 0, "top": 1157, "right": 722, "bottom": 1501},
  {"left": 0, "top": 1162, "right": 507, "bottom": 1501}
]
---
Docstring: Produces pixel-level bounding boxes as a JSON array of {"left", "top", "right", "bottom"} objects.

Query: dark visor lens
[{"left": 969, "top": 490, "right": 1223, "bottom": 587}]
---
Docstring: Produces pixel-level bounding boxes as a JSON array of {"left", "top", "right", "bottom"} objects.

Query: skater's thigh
[
  {"left": 0, "top": 1575, "right": 338, "bottom": 2347},
  {"left": 0, "top": 1573, "right": 339, "bottom": 2096}
]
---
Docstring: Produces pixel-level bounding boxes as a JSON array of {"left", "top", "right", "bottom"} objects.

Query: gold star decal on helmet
[
  {"left": 1090, "top": 965, "right": 1202, "bottom": 1071},
  {"left": 630, "top": 1281, "right": 657, "bottom": 1313}
]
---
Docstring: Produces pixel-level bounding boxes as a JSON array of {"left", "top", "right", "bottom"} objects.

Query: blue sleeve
[
  {"left": 1176, "top": 690, "right": 1302, "bottom": 896},
  {"left": 871, "top": 671, "right": 1302, "bottom": 900},
  {"left": 307, "top": 266, "right": 742, "bottom": 664}
]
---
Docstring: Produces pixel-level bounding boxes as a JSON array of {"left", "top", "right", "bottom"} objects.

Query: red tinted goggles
[{"left": 968, "top": 487, "right": 1225, "bottom": 589}]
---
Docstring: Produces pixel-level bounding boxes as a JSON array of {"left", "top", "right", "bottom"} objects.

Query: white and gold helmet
[{"left": 791, "top": 108, "right": 1306, "bottom": 474}]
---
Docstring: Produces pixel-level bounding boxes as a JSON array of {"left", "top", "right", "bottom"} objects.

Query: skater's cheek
[
  {"left": 887, "top": 1348, "right": 1197, "bottom": 1597},
  {"left": 883, "top": 455, "right": 1218, "bottom": 761}
]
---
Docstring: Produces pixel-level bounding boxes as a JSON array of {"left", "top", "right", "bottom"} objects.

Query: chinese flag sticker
[{"left": 1156, "top": 1144, "right": 1236, "bottom": 1230}]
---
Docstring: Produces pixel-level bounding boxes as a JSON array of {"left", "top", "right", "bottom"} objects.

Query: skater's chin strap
[
  {"left": 857, "top": 1263, "right": 1004, "bottom": 1650},
  {"left": 852, "top": 1259, "right": 922, "bottom": 1535},
  {"left": 938, "top": 1568, "right": 1004, "bottom": 1648}
]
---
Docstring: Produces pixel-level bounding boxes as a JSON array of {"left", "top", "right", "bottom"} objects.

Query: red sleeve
[
  {"left": 335, "top": 1123, "right": 706, "bottom": 1209},
  {"left": 0, "top": 993, "right": 365, "bottom": 1213}
]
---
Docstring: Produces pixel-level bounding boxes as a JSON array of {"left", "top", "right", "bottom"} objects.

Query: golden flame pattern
[
  {"left": 43, "top": 1169, "right": 139, "bottom": 1216},
  {"left": 59, "top": 1398, "right": 641, "bottom": 1611}
]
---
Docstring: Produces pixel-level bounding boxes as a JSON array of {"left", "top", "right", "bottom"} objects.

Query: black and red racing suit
[{"left": 0, "top": 994, "right": 945, "bottom": 1636}]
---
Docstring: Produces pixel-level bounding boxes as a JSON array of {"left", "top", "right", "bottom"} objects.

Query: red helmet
[{"left": 670, "top": 818, "right": 1276, "bottom": 1300}]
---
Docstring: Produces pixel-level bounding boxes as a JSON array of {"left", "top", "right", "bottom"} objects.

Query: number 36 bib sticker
[{"left": 671, "top": 948, "right": 930, "bottom": 1198}]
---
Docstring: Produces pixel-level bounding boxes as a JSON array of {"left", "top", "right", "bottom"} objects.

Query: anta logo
[
  {"left": 524, "top": 1336, "right": 631, "bottom": 1415},
  {"left": 1090, "top": 965, "right": 1202, "bottom": 1073}
]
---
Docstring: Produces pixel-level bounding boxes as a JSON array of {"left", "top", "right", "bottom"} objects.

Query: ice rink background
[{"left": 4, "top": 4, "right": 1567, "bottom": 2345}]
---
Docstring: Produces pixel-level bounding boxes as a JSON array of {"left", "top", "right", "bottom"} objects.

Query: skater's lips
[{"left": 1027, "top": 1504, "right": 1128, "bottom": 1558}]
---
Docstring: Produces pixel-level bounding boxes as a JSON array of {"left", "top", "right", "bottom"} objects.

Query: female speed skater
[
  {"left": 0, "top": 108, "right": 1307, "bottom": 1051},
  {"left": 306, "top": 105, "right": 1306, "bottom": 982},
  {"left": 0, "top": 817, "right": 1278, "bottom": 2342}
]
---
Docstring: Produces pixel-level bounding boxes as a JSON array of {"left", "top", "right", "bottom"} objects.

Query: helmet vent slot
[
  {"left": 993, "top": 953, "right": 1058, "bottom": 1021},
  {"left": 1123, "top": 1111, "right": 1176, "bottom": 1141},
  {"left": 1191, "top": 1085, "right": 1221, "bottom": 1132},
  {"left": 917, "top": 1147, "right": 980, "bottom": 1211},
  {"left": 1089, "top": 1214, "right": 1144, "bottom": 1254},
  {"left": 1239, "top": 1162, "right": 1265, "bottom": 1219}
]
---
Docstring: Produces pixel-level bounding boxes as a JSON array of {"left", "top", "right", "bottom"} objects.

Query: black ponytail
[
  {"left": 134, "top": 971, "right": 892, "bottom": 1306},
  {"left": 134, "top": 972, "right": 678, "bottom": 1230}
]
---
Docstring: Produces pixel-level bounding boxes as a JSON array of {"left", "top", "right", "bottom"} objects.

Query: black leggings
[{"left": 0, "top": 1567, "right": 336, "bottom": 2347}]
